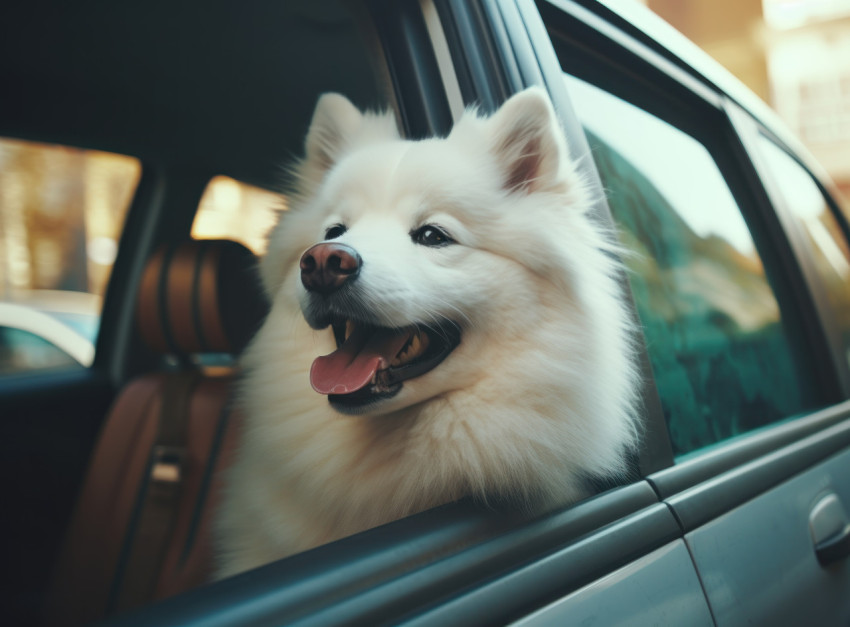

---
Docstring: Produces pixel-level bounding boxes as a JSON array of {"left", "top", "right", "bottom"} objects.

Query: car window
[
  {"left": 0, "top": 137, "right": 140, "bottom": 374},
  {"left": 755, "top": 136, "right": 850, "bottom": 367},
  {"left": 192, "top": 175, "right": 281, "bottom": 255},
  {"left": 562, "top": 73, "right": 824, "bottom": 456}
]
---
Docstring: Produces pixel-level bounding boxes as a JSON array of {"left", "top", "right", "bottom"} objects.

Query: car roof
[{"left": 0, "top": 0, "right": 382, "bottom": 189}]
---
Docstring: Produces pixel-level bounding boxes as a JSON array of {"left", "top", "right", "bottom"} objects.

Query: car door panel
[
  {"left": 531, "top": 1, "right": 850, "bottom": 625},
  {"left": 399, "top": 500, "right": 682, "bottom": 626},
  {"left": 512, "top": 540, "right": 714, "bottom": 627},
  {"left": 661, "top": 412, "right": 850, "bottom": 529},
  {"left": 0, "top": 368, "right": 115, "bottom": 625},
  {"left": 685, "top": 445, "right": 850, "bottom": 625}
]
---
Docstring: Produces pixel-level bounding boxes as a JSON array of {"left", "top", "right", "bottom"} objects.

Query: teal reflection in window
[
  {"left": 757, "top": 136, "right": 850, "bottom": 369},
  {"left": 564, "top": 74, "right": 822, "bottom": 455}
]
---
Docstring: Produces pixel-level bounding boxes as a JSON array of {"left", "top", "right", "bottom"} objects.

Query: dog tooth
[
  {"left": 345, "top": 320, "right": 354, "bottom": 341},
  {"left": 408, "top": 334, "right": 421, "bottom": 356}
]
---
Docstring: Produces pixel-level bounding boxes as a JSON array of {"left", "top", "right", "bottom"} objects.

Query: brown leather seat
[{"left": 46, "top": 240, "right": 267, "bottom": 626}]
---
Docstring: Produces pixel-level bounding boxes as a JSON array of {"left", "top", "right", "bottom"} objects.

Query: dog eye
[
  {"left": 412, "top": 225, "right": 453, "bottom": 247},
  {"left": 324, "top": 224, "right": 347, "bottom": 240}
]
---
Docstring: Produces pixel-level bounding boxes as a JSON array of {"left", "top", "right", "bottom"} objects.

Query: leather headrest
[{"left": 136, "top": 240, "right": 268, "bottom": 356}]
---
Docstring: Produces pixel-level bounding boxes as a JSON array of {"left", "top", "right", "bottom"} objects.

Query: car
[
  {"left": 0, "top": 292, "right": 99, "bottom": 374},
  {"left": 1, "top": 0, "right": 848, "bottom": 626},
  {"left": 0, "top": 302, "right": 95, "bottom": 373}
]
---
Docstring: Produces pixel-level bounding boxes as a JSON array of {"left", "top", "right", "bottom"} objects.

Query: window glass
[
  {"left": 756, "top": 136, "right": 850, "bottom": 367},
  {"left": 0, "top": 137, "right": 140, "bottom": 373},
  {"left": 192, "top": 175, "right": 281, "bottom": 255},
  {"left": 563, "top": 74, "right": 823, "bottom": 455}
]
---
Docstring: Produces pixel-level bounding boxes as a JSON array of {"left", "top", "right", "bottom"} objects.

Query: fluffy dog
[{"left": 215, "top": 88, "right": 639, "bottom": 578}]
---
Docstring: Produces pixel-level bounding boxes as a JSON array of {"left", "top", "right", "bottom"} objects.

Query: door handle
[
  {"left": 814, "top": 523, "right": 850, "bottom": 566},
  {"left": 810, "top": 493, "right": 850, "bottom": 567}
]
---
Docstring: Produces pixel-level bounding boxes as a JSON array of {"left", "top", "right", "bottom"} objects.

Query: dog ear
[
  {"left": 304, "top": 93, "right": 364, "bottom": 173},
  {"left": 489, "top": 88, "right": 566, "bottom": 194}
]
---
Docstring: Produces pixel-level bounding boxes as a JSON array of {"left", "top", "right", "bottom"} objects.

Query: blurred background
[{"left": 644, "top": 0, "right": 850, "bottom": 200}]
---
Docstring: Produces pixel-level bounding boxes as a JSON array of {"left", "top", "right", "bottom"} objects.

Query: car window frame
[
  {"left": 94, "top": 166, "right": 213, "bottom": 385},
  {"left": 728, "top": 103, "right": 850, "bottom": 394}
]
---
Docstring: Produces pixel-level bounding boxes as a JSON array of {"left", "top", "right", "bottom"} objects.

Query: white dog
[{"left": 214, "top": 88, "right": 639, "bottom": 578}]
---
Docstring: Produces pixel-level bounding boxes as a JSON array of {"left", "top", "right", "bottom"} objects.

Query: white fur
[{"left": 214, "top": 88, "right": 639, "bottom": 578}]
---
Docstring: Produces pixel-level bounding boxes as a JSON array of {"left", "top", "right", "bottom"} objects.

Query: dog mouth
[{"left": 309, "top": 318, "right": 461, "bottom": 410}]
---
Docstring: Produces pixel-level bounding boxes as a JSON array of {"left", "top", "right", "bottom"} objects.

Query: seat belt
[{"left": 111, "top": 370, "right": 201, "bottom": 613}]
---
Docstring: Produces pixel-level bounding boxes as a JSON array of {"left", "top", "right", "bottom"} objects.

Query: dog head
[{"left": 259, "top": 89, "right": 632, "bottom": 436}]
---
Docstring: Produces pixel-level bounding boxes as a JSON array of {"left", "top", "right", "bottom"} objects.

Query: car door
[
  {"left": 537, "top": 0, "right": 850, "bottom": 625},
  {"left": 670, "top": 102, "right": 850, "bottom": 625}
]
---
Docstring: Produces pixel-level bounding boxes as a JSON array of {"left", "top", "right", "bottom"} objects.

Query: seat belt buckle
[{"left": 151, "top": 445, "right": 186, "bottom": 484}]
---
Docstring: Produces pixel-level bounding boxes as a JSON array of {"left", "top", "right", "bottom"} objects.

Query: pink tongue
[{"left": 310, "top": 326, "right": 413, "bottom": 395}]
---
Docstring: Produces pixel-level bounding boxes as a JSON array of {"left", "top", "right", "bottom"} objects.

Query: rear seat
[{"left": 46, "top": 239, "right": 268, "bottom": 626}]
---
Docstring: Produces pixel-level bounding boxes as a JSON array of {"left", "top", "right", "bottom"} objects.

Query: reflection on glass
[
  {"left": 757, "top": 136, "right": 850, "bottom": 365},
  {"left": 564, "top": 74, "right": 822, "bottom": 455}
]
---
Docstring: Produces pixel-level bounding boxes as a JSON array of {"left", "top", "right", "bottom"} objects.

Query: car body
[
  {"left": 1, "top": 1, "right": 848, "bottom": 626},
  {"left": 0, "top": 292, "right": 99, "bottom": 373},
  {"left": 0, "top": 302, "right": 95, "bottom": 373}
]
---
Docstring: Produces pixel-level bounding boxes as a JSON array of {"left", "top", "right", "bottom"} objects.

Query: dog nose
[{"left": 300, "top": 243, "right": 361, "bottom": 294}]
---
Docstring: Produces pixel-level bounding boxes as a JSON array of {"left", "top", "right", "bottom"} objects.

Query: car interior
[
  {"left": 3, "top": 0, "right": 850, "bottom": 625},
  {"left": 1, "top": 1, "right": 395, "bottom": 624}
]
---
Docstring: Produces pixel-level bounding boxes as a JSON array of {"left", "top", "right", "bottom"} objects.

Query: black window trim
[
  {"left": 96, "top": 166, "right": 211, "bottom": 385},
  {"left": 432, "top": 0, "right": 513, "bottom": 114},
  {"left": 367, "top": 0, "right": 454, "bottom": 139},
  {"left": 727, "top": 102, "right": 850, "bottom": 396}
]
